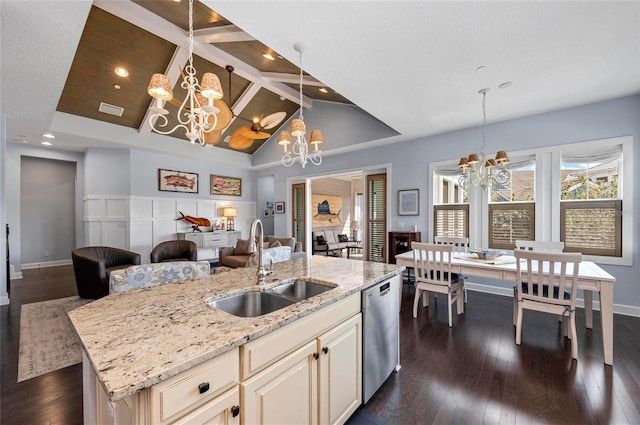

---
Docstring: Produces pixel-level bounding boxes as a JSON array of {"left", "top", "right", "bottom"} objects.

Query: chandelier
[
  {"left": 146, "top": 0, "right": 223, "bottom": 146},
  {"left": 278, "top": 43, "right": 323, "bottom": 168},
  {"left": 458, "top": 88, "right": 510, "bottom": 191}
]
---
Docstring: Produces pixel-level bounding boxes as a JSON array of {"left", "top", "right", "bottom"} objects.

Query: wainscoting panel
[
  {"left": 176, "top": 199, "right": 198, "bottom": 217},
  {"left": 130, "top": 199, "right": 153, "bottom": 219},
  {"left": 84, "top": 198, "right": 105, "bottom": 219},
  {"left": 153, "top": 199, "right": 177, "bottom": 218},
  {"left": 105, "top": 199, "right": 127, "bottom": 219},
  {"left": 130, "top": 220, "right": 154, "bottom": 262},
  {"left": 105, "top": 221, "right": 127, "bottom": 248},
  {"left": 83, "top": 195, "right": 256, "bottom": 262}
]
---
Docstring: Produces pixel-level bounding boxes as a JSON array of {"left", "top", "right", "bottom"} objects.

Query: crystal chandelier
[
  {"left": 458, "top": 88, "right": 510, "bottom": 191},
  {"left": 146, "top": 0, "right": 223, "bottom": 146},
  {"left": 278, "top": 43, "right": 323, "bottom": 168}
]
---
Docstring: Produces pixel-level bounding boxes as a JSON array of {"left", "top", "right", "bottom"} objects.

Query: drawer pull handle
[
  {"left": 322, "top": 346, "right": 329, "bottom": 354},
  {"left": 198, "top": 382, "right": 210, "bottom": 394},
  {"left": 231, "top": 405, "right": 240, "bottom": 417},
  {"left": 313, "top": 352, "right": 319, "bottom": 360}
]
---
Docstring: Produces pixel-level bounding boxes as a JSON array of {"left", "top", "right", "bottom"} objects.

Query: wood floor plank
[{"left": 3, "top": 266, "right": 640, "bottom": 424}]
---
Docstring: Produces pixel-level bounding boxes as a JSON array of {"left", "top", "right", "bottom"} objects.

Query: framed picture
[
  {"left": 275, "top": 202, "right": 285, "bottom": 214},
  {"left": 398, "top": 189, "right": 419, "bottom": 215},
  {"left": 158, "top": 169, "right": 198, "bottom": 193},
  {"left": 210, "top": 175, "right": 241, "bottom": 197}
]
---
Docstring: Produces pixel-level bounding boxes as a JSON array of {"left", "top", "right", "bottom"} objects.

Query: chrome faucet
[{"left": 249, "top": 219, "right": 272, "bottom": 285}]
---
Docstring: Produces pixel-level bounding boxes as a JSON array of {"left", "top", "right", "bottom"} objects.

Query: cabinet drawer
[
  {"left": 150, "top": 348, "right": 239, "bottom": 424},
  {"left": 241, "top": 293, "right": 360, "bottom": 380}
]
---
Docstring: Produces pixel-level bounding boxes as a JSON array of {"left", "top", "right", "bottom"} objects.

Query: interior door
[{"left": 366, "top": 173, "right": 386, "bottom": 262}]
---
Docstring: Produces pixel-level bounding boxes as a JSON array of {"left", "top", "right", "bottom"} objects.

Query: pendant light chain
[{"left": 298, "top": 48, "right": 304, "bottom": 121}]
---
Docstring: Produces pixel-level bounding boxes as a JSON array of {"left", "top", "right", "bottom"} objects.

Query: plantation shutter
[
  {"left": 433, "top": 205, "right": 468, "bottom": 239},
  {"left": 488, "top": 203, "right": 535, "bottom": 249},
  {"left": 292, "top": 183, "right": 305, "bottom": 250},
  {"left": 366, "top": 173, "right": 386, "bottom": 262},
  {"left": 561, "top": 200, "right": 621, "bottom": 256}
]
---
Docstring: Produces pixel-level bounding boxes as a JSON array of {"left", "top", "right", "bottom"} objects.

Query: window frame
[{"left": 429, "top": 135, "right": 633, "bottom": 266}]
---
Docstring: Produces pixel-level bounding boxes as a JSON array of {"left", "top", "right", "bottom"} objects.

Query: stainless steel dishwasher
[{"left": 362, "top": 276, "right": 400, "bottom": 403}]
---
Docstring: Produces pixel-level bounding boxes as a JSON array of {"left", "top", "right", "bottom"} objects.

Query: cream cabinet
[
  {"left": 241, "top": 294, "right": 362, "bottom": 425},
  {"left": 87, "top": 293, "right": 363, "bottom": 425}
]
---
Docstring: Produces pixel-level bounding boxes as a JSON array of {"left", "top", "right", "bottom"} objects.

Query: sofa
[
  {"left": 109, "top": 261, "right": 210, "bottom": 294},
  {"left": 218, "top": 236, "right": 304, "bottom": 268},
  {"left": 313, "top": 230, "right": 351, "bottom": 255}
]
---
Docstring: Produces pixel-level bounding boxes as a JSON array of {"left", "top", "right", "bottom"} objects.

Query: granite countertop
[{"left": 68, "top": 256, "right": 404, "bottom": 402}]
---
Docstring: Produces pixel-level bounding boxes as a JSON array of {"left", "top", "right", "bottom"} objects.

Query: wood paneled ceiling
[{"left": 56, "top": 1, "right": 351, "bottom": 154}]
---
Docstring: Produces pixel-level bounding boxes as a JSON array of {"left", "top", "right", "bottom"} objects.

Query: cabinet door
[
  {"left": 171, "top": 386, "right": 240, "bottom": 425},
  {"left": 318, "top": 314, "right": 362, "bottom": 425},
  {"left": 242, "top": 340, "right": 318, "bottom": 425}
]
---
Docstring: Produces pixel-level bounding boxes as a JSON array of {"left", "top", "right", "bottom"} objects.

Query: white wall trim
[
  {"left": 465, "top": 281, "right": 640, "bottom": 318},
  {"left": 0, "top": 296, "right": 8, "bottom": 306},
  {"left": 22, "top": 259, "right": 72, "bottom": 270}
]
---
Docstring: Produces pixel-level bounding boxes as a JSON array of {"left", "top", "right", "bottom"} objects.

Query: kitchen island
[{"left": 69, "top": 255, "right": 404, "bottom": 425}]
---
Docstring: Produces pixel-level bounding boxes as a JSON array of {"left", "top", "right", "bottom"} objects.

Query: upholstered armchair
[
  {"left": 150, "top": 240, "right": 198, "bottom": 263},
  {"left": 72, "top": 246, "right": 141, "bottom": 299}
]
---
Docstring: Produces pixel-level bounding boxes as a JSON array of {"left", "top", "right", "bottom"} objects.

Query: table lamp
[
  {"left": 223, "top": 208, "right": 237, "bottom": 231},
  {"left": 350, "top": 220, "right": 359, "bottom": 241}
]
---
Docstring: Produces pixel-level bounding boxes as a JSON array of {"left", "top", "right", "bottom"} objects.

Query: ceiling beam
[
  {"left": 192, "top": 25, "right": 255, "bottom": 43},
  {"left": 262, "top": 72, "right": 324, "bottom": 87},
  {"left": 93, "top": 0, "right": 311, "bottom": 109}
]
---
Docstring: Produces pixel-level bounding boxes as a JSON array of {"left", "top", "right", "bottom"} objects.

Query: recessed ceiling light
[
  {"left": 499, "top": 81, "right": 513, "bottom": 89},
  {"left": 21, "top": 139, "right": 28, "bottom": 144},
  {"left": 318, "top": 88, "right": 328, "bottom": 94},
  {"left": 41, "top": 141, "right": 52, "bottom": 146},
  {"left": 262, "top": 53, "right": 275, "bottom": 61},
  {"left": 476, "top": 66, "right": 487, "bottom": 72},
  {"left": 42, "top": 133, "right": 55, "bottom": 139},
  {"left": 114, "top": 67, "right": 129, "bottom": 77},
  {"left": 113, "top": 84, "right": 121, "bottom": 90}
]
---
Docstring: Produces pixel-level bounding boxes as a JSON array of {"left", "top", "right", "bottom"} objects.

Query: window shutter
[
  {"left": 292, "top": 183, "right": 305, "bottom": 249},
  {"left": 366, "top": 174, "right": 386, "bottom": 262},
  {"left": 434, "top": 204, "right": 468, "bottom": 238},
  {"left": 488, "top": 203, "right": 535, "bottom": 249},
  {"left": 560, "top": 200, "right": 621, "bottom": 256}
]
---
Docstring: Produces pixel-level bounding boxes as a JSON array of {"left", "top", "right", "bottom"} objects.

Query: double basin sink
[{"left": 207, "top": 279, "right": 336, "bottom": 318}]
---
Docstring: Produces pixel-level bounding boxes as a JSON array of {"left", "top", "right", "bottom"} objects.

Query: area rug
[{"left": 18, "top": 296, "right": 91, "bottom": 382}]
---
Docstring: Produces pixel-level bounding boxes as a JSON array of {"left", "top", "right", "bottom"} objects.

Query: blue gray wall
[{"left": 261, "top": 94, "right": 640, "bottom": 309}]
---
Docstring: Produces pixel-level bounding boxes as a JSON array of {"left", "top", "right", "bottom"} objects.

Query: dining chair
[
  {"left": 515, "top": 240, "right": 565, "bottom": 252},
  {"left": 412, "top": 242, "right": 464, "bottom": 327},
  {"left": 513, "top": 240, "right": 565, "bottom": 325},
  {"left": 514, "top": 249, "right": 582, "bottom": 359},
  {"left": 434, "top": 236, "right": 469, "bottom": 302}
]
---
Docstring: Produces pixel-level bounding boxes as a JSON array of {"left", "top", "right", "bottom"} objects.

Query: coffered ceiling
[{"left": 2, "top": 1, "right": 639, "bottom": 169}]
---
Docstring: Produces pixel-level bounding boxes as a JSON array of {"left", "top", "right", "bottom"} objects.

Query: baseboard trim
[
  {"left": 0, "top": 295, "right": 9, "bottom": 306},
  {"left": 465, "top": 281, "right": 640, "bottom": 318},
  {"left": 21, "top": 259, "right": 72, "bottom": 270}
]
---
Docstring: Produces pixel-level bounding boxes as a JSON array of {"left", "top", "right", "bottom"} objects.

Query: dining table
[{"left": 395, "top": 250, "right": 616, "bottom": 365}]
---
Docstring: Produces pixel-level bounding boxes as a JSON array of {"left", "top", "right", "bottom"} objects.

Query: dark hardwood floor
[
  {"left": 2, "top": 266, "right": 639, "bottom": 424},
  {"left": 1, "top": 265, "right": 83, "bottom": 425}
]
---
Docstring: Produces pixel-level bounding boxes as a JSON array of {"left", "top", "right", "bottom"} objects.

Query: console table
[
  {"left": 388, "top": 231, "right": 421, "bottom": 264},
  {"left": 177, "top": 231, "right": 240, "bottom": 264}
]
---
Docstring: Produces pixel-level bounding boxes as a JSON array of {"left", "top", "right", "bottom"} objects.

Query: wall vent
[{"left": 98, "top": 102, "right": 124, "bottom": 117}]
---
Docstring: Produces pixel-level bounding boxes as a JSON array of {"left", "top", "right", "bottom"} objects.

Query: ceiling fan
[{"left": 224, "top": 65, "right": 286, "bottom": 150}]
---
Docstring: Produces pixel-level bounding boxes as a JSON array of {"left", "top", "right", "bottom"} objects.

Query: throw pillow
[
  {"left": 338, "top": 234, "right": 349, "bottom": 242},
  {"left": 235, "top": 238, "right": 254, "bottom": 255},
  {"left": 316, "top": 235, "right": 326, "bottom": 245},
  {"left": 270, "top": 240, "right": 282, "bottom": 248}
]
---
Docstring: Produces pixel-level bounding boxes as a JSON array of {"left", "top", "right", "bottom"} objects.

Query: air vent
[{"left": 98, "top": 102, "right": 124, "bottom": 117}]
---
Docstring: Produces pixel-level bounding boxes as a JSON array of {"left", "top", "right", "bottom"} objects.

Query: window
[
  {"left": 433, "top": 173, "right": 468, "bottom": 239},
  {"left": 488, "top": 158, "right": 535, "bottom": 249},
  {"left": 560, "top": 147, "right": 622, "bottom": 257},
  {"left": 429, "top": 136, "right": 632, "bottom": 265}
]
